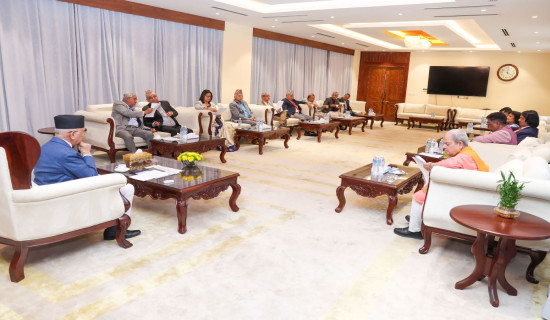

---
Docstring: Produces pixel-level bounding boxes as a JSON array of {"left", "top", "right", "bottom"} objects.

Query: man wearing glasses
[{"left": 34, "top": 115, "right": 141, "bottom": 240}]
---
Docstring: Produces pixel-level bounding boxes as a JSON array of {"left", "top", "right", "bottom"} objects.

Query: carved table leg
[
  {"left": 380, "top": 118, "right": 384, "bottom": 127},
  {"left": 415, "top": 178, "right": 425, "bottom": 192},
  {"left": 176, "top": 198, "right": 189, "bottom": 234},
  {"left": 296, "top": 127, "right": 303, "bottom": 140},
  {"left": 258, "top": 137, "right": 265, "bottom": 155},
  {"left": 494, "top": 239, "right": 518, "bottom": 298},
  {"left": 348, "top": 124, "right": 353, "bottom": 135},
  {"left": 386, "top": 194, "right": 397, "bottom": 225},
  {"left": 234, "top": 134, "right": 241, "bottom": 150},
  {"left": 361, "top": 120, "right": 366, "bottom": 131},
  {"left": 10, "top": 243, "right": 29, "bottom": 282},
  {"left": 526, "top": 250, "right": 547, "bottom": 284},
  {"left": 334, "top": 126, "right": 340, "bottom": 139},
  {"left": 229, "top": 182, "right": 241, "bottom": 212},
  {"left": 116, "top": 214, "right": 133, "bottom": 249},
  {"left": 219, "top": 144, "right": 227, "bottom": 163},
  {"left": 370, "top": 118, "right": 375, "bottom": 130},
  {"left": 283, "top": 133, "right": 290, "bottom": 149},
  {"left": 335, "top": 185, "right": 347, "bottom": 213},
  {"left": 403, "top": 155, "right": 413, "bottom": 166},
  {"left": 456, "top": 232, "right": 487, "bottom": 290},
  {"left": 317, "top": 129, "right": 322, "bottom": 143}
]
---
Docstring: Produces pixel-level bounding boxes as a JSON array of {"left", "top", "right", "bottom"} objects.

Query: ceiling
[{"left": 129, "top": 0, "right": 548, "bottom": 53}]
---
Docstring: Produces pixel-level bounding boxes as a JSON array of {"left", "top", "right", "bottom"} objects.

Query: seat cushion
[
  {"left": 425, "top": 104, "right": 449, "bottom": 117},
  {"left": 523, "top": 157, "right": 550, "bottom": 180},
  {"left": 401, "top": 103, "right": 426, "bottom": 114}
]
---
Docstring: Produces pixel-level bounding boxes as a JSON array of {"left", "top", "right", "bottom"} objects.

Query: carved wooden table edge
[
  {"left": 150, "top": 138, "right": 227, "bottom": 163},
  {"left": 234, "top": 127, "right": 290, "bottom": 155},
  {"left": 296, "top": 122, "right": 340, "bottom": 143},
  {"left": 335, "top": 168, "right": 423, "bottom": 225}
]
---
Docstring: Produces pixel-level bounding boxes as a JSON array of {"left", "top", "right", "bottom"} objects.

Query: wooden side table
[
  {"left": 450, "top": 205, "right": 550, "bottom": 307},
  {"left": 37, "top": 127, "right": 55, "bottom": 135}
]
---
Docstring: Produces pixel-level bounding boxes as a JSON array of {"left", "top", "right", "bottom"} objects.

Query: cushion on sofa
[
  {"left": 425, "top": 104, "right": 449, "bottom": 117},
  {"left": 523, "top": 156, "right": 550, "bottom": 180},
  {"left": 401, "top": 103, "right": 426, "bottom": 114},
  {"left": 506, "top": 146, "right": 533, "bottom": 162},
  {"left": 518, "top": 137, "right": 541, "bottom": 147},
  {"left": 457, "top": 108, "right": 486, "bottom": 120},
  {"left": 495, "top": 159, "right": 524, "bottom": 178},
  {"left": 532, "top": 144, "right": 550, "bottom": 162}
]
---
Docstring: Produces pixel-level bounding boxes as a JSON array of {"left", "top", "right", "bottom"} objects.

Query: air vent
[
  {"left": 356, "top": 43, "right": 369, "bottom": 47},
  {"left": 316, "top": 33, "right": 336, "bottom": 39},
  {"left": 211, "top": 6, "right": 248, "bottom": 16},
  {"left": 281, "top": 20, "right": 324, "bottom": 23},
  {"left": 263, "top": 14, "right": 307, "bottom": 18},
  {"left": 502, "top": 29, "right": 510, "bottom": 36},
  {"left": 434, "top": 14, "right": 498, "bottom": 17},
  {"left": 511, "top": 43, "right": 516, "bottom": 47},
  {"left": 425, "top": 5, "right": 495, "bottom": 9}
]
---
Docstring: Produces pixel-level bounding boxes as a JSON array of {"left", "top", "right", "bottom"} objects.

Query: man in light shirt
[
  {"left": 111, "top": 92, "right": 154, "bottom": 152},
  {"left": 259, "top": 92, "right": 287, "bottom": 125},
  {"left": 229, "top": 89, "right": 256, "bottom": 125},
  {"left": 473, "top": 112, "right": 517, "bottom": 145}
]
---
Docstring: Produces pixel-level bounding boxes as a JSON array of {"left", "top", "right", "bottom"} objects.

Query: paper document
[
  {"left": 418, "top": 152, "right": 443, "bottom": 159},
  {"left": 160, "top": 137, "right": 180, "bottom": 142},
  {"left": 275, "top": 100, "right": 283, "bottom": 112},
  {"left": 413, "top": 156, "right": 430, "bottom": 185},
  {"left": 130, "top": 165, "right": 180, "bottom": 181},
  {"left": 144, "top": 103, "right": 160, "bottom": 118},
  {"left": 215, "top": 107, "right": 227, "bottom": 116}
]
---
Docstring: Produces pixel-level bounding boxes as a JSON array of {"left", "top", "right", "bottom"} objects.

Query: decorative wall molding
[{"left": 253, "top": 28, "right": 354, "bottom": 55}]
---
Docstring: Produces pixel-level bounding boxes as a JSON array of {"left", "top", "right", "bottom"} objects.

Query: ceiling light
[
  {"left": 271, "top": 25, "right": 275, "bottom": 28},
  {"left": 274, "top": 19, "right": 278, "bottom": 21},
  {"left": 330, "top": 16, "right": 334, "bottom": 19},
  {"left": 517, "top": 51, "right": 521, "bottom": 53},
  {"left": 398, "top": 13, "right": 403, "bottom": 16},
  {"left": 311, "top": 35, "right": 315, "bottom": 38},
  {"left": 341, "top": 42, "right": 345, "bottom": 44},
  {"left": 532, "top": 15, "right": 538, "bottom": 19},
  {"left": 538, "top": 49, "right": 542, "bottom": 52},
  {"left": 480, "top": 9, "right": 486, "bottom": 12},
  {"left": 534, "top": 31, "right": 539, "bottom": 34},
  {"left": 404, "top": 36, "right": 431, "bottom": 49},
  {"left": 536, "top": 41, "right": 540, "bottom": 44},
  {"left": 215, "top": 12, "right": 220, "bottom": 15}
]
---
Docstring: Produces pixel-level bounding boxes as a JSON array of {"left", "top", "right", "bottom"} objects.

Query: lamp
[{"left": 404, "top": 36, "right": 431, "bottom": 49}]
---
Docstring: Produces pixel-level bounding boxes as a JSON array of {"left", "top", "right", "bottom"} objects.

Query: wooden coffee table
[
  {"left": 331, "top": 117, "right": 367, "bottom": 135},
  {"left": 407, "top": 117, "right": 445, "bottom": 132},
  {"left": 450, "top": 205, "right": 550, "bottom": 307},
  {"left": 403, "top": 145, "right": 444, "bottom": 166},
  {"left": 97, "top": 157, "right": 240, "bottom": 234},
  {"left": 296, "top": 121, "right": 340, "bottom": 143},
  {"left": 335, "top": 164, "right": 424, "bottom": 225},
  {"left": 354, "top": 114, "right": 385, "bottom": 129},
  {"left": 234, "top": 127, "right": 290, "bottom": 155},
  {"left": 150, "top": 134, "right": 227, "bottom": 163}
]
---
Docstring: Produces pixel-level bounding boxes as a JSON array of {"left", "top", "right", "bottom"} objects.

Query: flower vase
[
  {"left": 182, "top": 160, "right": 196, "bottom": 168},
  {"left": 494, "top": 206, "right": 520, "bottom": 219}
]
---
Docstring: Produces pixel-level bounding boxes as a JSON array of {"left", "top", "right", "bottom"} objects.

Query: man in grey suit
[
  {"left": 229, "top": 89, "right": 256, "bottom": 126},
  {"left": 112, "top": 92, "right": 154, "bottom": 152}
]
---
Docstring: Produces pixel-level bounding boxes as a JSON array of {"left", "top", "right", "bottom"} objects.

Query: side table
[{"left": 450, "top": 205, "right": 550, "bottom": 307}]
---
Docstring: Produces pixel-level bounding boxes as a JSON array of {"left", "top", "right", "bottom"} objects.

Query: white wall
[
  {"left": 405, "top": 52, "right": 550, "bottom": 114},
  {"left": 350, "top": 50, "right": 361, "bottom": 101},
  {"left": 221, "top": 23, "right": 253, "bottom": 104}
]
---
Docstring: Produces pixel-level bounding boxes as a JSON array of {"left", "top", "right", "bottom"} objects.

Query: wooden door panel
[
  {"left": 365, "top": 67, "right": 385, "bottom": 114},
  {"left": 383, "top": 67, "right": 406, "bottom": 120}
]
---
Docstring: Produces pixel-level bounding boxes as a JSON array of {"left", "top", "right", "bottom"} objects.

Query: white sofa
[
  {"left": 76, "top": 103, "right": 213, "bottom": 162},
  {"left": 453, "top": 107, "right": 500, "bottom": 127},
  {"left": 419, "top": 141, "right": 550, "bottom": 283},
  {"left": 394, "top": 103, "right": 454, "bottom": 128}
]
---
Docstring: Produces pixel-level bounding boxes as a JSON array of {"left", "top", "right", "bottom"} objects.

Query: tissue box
[{"left": 122, "top": 152, "right": 153, "bottom": 170}]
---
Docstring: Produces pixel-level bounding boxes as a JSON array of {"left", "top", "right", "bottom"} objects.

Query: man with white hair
[
  {"left": 111, "top": 92, "right": 154, "bottom": 152},
  {"left": 34, "top": 115, "right": 141, "bottom": 240},
  {"left": 142, "top": 90, "right": 182, "bottom": 136},
  {"left": 259, "top": 92, "right": 287, "bottom": 125},
  {"left": 229, "top": 89, "right": 256, "bottom": 125},
  {"left": 282, "top": 90, "right": 313, "bottom": 122},
  {"left": 323, "top": 91, "right": 345, "bottom": 119},
  {"left": 394, "top": 129, "right": 489, "bottom": 239}
]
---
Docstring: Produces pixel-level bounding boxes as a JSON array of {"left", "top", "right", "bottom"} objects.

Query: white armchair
[
  {"left": 0, "top": 132, "right": 133, "bottom": 282},
  {"left": 420, "top": 165, "right": 550, "bottom": 283}
]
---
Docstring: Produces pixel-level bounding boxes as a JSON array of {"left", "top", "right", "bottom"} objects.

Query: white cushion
[
  {"left": 518, "top": 137, "right": 541, "bottom": 147},
  {"left": 507, "top": 146, "right": 533, "bottom": 162},
  {"left": 523, "top": 157, "right": 550, "bottom": 180},
  {"left": 457, "top": 108, "right": 486, "bottom": 120},
  {"left": 533, "top": 145, "right": 550, "bottom": 162},
  {"left": 402, "top": 103, "right": 426, "bottom": 114},
  {"left": 495, "top": 159, "right": 524, "bottom": 178},
  {"left": 425, "top": 104, "right": 449, "bottom": 117}
]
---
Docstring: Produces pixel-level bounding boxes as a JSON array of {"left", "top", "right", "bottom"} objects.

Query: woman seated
[
  {"left": 394, "top": 129, "right": 489, "bottom": 239},
  {"left": 194, "top": 89, "right": 235, "bottom": 152},
  {"left": 515, "top": 110, "right": 539, "bottom": 144},
  {"left": 506, "top": 110, "right": 521, "bottom": 130}
]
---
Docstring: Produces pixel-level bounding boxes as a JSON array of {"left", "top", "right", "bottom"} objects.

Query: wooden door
[
  {"left": 383, "top": 67, "right": 406, "bottom": 120},
  {"left": 364, "top": 66, "right": 385, "bottom": 115}
]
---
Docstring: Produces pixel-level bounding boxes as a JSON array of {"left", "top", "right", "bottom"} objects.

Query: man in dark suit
[
  {"left": 142, "top": 90, "right": 184, "bottom": 136},
  {"left": 111, "top": 92, "right": 154, "bottom": 152},
  {"left": 282, "top": 90, "right": 313, "bottom": 121},
  {"left": 229, "top": 89, "right": 256, "bottom": 125},
  {"left": 33, "top": 115, "right": 140, "bottom": 240},
  {"left": 338, "top": 93, "right": 352, "bottom": 112}
]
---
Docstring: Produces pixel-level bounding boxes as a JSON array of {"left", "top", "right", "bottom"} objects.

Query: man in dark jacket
[{"left": 142, "top": 90, "right": 187, "bottom": 136}]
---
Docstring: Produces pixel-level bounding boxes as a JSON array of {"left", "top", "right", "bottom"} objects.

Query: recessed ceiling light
[
  {"left": 480, "top": 9, "right": 486, "bottom": 12},
  {"left": 330, "top": 16, "right": 334, "bottom": 19},
  {"left": 341, "top": 42, "right": 345, "bottom": 44},
  {"left": 538, "top": 49, "right": 541, "bottom": 52},
  {"left": 311, "top": 35, "right": 315, "bottom": 38},
  {"left": 536, "top": 41, "right": 540, "bottom": 44},
  {"left": 517, "top": 51, "right": 521, "bottom": 53},
  {"left": 274, "top": 19, "right": 278, "bottom": 21},
  {"left": 398, "top": 13, "right": 403, "bottom": 16},
  {"left": 532, "top": 15, "right": 538, "bottom": 19},
  {"left": 534, "top": 31, "right": 539, "bottom": 34},
  {"left": 215, "top": 12, "right": 220, "bottom": 15},
  {"left": 271, "top": 25, "right": 275, "bottom": 28}
]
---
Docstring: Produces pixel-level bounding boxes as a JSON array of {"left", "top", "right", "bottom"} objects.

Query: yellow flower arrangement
[{"left": 177, "top": 152, "right": 204, "bottom": 166}]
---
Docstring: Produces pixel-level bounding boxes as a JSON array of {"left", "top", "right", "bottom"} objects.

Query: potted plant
[
  {"left": 494, "top": 171, "right": 526, "bottom": 218},
  {"left": 177, "top": 152, "right": 204, "bottom": 167}
]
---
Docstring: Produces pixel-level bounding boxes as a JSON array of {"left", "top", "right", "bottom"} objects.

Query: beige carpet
[{"left": 1, "top": 123, "right": 549, "bottom": 320}]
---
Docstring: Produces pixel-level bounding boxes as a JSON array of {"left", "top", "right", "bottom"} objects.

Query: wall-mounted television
[{"left": 427, "top": 66, "right": 490, "bottom": 97}]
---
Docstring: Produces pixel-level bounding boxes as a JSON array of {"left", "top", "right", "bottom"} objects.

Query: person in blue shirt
[{"left": 34, "top": 115, "right": 141, "bottom": 240}]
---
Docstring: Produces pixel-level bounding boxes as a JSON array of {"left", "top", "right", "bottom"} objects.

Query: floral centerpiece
[
  {"left": 494, "top": 171, "right": 526, "bottom": 218},
  {"left": 177, "top": 152, "right": 204, "bottom": 167},
  {"left": 179, "top": 166, "right": 203, "bottom": 181}
]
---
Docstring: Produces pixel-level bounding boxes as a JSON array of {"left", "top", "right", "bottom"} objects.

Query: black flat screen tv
[{"left": 427, "top": 66, "right": 490, "bottom": 97}]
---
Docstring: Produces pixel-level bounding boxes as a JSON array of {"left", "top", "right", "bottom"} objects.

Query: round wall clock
[{"left": 497, "top": 64, "right": 518, "bottom": 81}]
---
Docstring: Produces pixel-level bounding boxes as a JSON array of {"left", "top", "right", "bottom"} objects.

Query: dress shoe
[
  {"left": 103, "top": 227, "right": 141, "bottom": 240},
  {"left": 393, "top": 227, "right": 423, "bottom": 239},
  {"left": 405, "top": 215, "right": 410, "bottom": 222}
]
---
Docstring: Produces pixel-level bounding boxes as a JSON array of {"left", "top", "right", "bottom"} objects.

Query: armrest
[
  {"left": 75, "top": 110, "right": 111, "bottom": 124},
  {"left": 12, "top": 173, "right": 127, "bottom": 203}
]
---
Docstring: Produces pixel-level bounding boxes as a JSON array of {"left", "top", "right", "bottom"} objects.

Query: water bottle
[
  {"left": 429, "top": 138, "right": 436, "bottom": 153},
  {"left": 324, "top": 113, "right": 330, "bottom": 122},
  {"left": 480, "top": 116, "right": 487, "bottom": 128},
  {"left": 425, "top": 139, "right": 431, "bottom": 152},
  {"left": 238, "top": 118, "right": 242, "bottom": 129},
  {"left": 379, "top": 155, "right": 385, "bottom": 174},
  {"left": 466, "top": 122, "right": 474, "bottom": 134},
  {"left": 345, "top": 111, "right": 351, "bottom": 119},
  {"left": 371, "top": 155, "right": 380, "bottom": 179},
  {"left": 438, "top": 139, "right": 444, "bottom": 153},
  {"left": 180, "top": 126, "right": 188, "bottom": 142}
]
